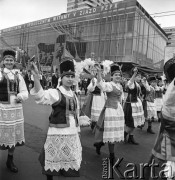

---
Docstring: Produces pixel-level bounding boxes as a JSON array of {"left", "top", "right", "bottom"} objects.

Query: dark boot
[
  {"left": 128, "top": 135, "right": 139, "bottom": 145},
  {"left": 93, "top": 142, "right": 104, "bottom": 155},
  {"left": 147, "top": 122, "right": 155, "bottom": 134},
  {"left": 6, "top": 154, "right": 18, "bottom": 173},
  {"left": 124, "top": 131, "right": 128, "bottom": 143},
  {"left": 46, "top": 175, "right": 53, "bottom": 180}
]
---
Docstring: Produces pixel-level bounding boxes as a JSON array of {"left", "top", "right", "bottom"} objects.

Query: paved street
[{"left": 0, "top": 94, "right": 160, "bottom": 180}]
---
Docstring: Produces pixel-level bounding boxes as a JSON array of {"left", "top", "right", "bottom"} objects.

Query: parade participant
[
  {"left": 87, "top": 63, "right": 106, "bottom": 130},
  {"left": 124, "top": 67, "right": 145, "bottom": 145},
  {"left": 30, "top": 59, "right": 82, "bottom": 180},
  {"left": 142, "top": 76, "right": 157, "bottom": 134},
  {"left": 155, "top": 77, "right": 164, "bottom": 122},
  {"left": 0, "top": 49, "right": 28, "bottom": 173},
  {"left": 145, "top": 57, "right": 175, "bottom": 179},
  {"left": 94, "top": 63, "right": 124, "bottom": 163}
]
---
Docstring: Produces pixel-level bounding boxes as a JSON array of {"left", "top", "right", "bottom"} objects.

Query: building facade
[
  {"left": 67, "top": 0, "right": 113, "bottom": 12},
  {"left": 163, "top": 26, "right": 175, "bottom": 63},
  {"left": 0, "top": 0, "right": 167, "bottom": 71}
]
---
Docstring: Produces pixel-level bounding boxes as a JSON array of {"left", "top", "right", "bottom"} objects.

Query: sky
[{"left": 0, "top": 0, "right": 175, "bottom": 30}]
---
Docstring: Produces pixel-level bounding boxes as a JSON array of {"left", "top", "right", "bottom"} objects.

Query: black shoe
[
  {"left": 93, "top": 142, "right": 104, "bottom": 155},
  {"left": 6, "top": 155, "right": 18, "bottom": 173},
  {"left": 124, "top": 131, "right": 128, "bottom": 143},
  {"left": 128, "top": 135, "right": 139, "bottom": 145},
  {"left": 147, "top": 127, "right": 155, "bottom": 134}
]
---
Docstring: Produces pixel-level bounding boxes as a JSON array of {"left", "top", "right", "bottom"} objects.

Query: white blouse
[{"left": 30, "top": 86, "right": 80, "bottom": 135}]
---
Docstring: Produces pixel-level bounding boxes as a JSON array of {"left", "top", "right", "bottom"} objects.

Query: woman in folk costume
[
  {"left": 145, "top": 58, "right": 175, "bottom": 180},
  {"left": 94, "top": 63, "right": 124, "bottom": 162},
  {"left": 30, "top": 59, "right": 82, "bottom": 180},
  {"left": 87, "top": 63, "right": 106, "bottom": 130},
  {"left": 142, "top": 76, "right": 157, "bottom": 134},
  {"left": 155, "top": 77, "right": 164, "bottom": 122},
  {"left": 0, "top": 50, "right": 28, "bottom": 173},
  {"left": 124, "top": 67, "right": 145, "bottom": 145}
]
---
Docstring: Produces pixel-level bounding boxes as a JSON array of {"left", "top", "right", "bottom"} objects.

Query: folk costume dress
[
  {"left": 155, "top": 86, "right": 164, "bottom": 112},
  {"left": 144, "top": 78, "right": 175, "bottom": 179},
  {"left": 124, "top": 80, "right": 145, "bottom": 128},
  {"left": 31, "top": 86, "right": 82, "bottom": 176},
  {"left": 0, "top": 68, "right": 28, "bottom": 149},
  {"left": 142, "top": 80, "right": 157, "bottom": 120},
  {"left": 87, "top": 78, "right": 106, "bottom": 123},
  {"left": 95, "top": 81, "right": 124, "bottom": 143}
]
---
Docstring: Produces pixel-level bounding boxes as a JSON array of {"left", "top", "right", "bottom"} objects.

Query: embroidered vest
[
  {"left": 0, "top": 71, "right": 19, "bottom": 104},
  {"left": 105, "top": 85, "right": 122, "bottom": 109},
  {"left": 145, "top": 86, "right": 155, "bottom": 103},
  {"left": 49, "top": 89, "right": 79, "bottom": 128}
]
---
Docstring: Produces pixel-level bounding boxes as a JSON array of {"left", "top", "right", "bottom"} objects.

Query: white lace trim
[
  {"left": 0, "top": 140, "right": 25, "bottom": 148},
  {"left": 44, "top": 134, "right": 82, "bottom": 172},
  {"left": 44, "top": 158, "right": 82, "bottom": 172}
]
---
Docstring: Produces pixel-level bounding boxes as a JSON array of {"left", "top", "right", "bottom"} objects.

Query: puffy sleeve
[
  {"left": 97, "top": 80, "right": 113, "bottom": 92},
  {"left": 30, "top": 87, "right": 60, "bottom": 105},
  {"left": 17, "top": 74, "right": 28, "bottom": 101}
]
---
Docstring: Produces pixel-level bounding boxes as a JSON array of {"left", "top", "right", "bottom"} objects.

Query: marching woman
[
  {"left": 145, "top": 57, "right": 175, "bottom": 179},
  {"left": 124, "top": 67, "right": 145, "bottom": 145},
  {"left": 87, "top": 63, "right": 106, "bottom": 130},
  {"left": 30, "top": 59, "right": 82, "bottom": 180},
  {"left": 0, "top": 50, "right": 28, "bottom": 173},
  {"left": 155, "top": 77, "right": 164, "bottom": 122},
  {"left": 142, "top": 76, "right": 157, "bottom": 134},
  {"left": 94, "top": 63, "right": 124, "bottom": 162}
]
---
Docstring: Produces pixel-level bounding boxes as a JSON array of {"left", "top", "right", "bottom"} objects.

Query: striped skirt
[
  {"left": 91, "top": 94, "right": 105, "bottom": 123},
  {"left": 103, "top": 103, "right": 124, "bottom": 143},
  {"left": 147, "top": 101, "right": 157, "bottom": 120},
  {"left": 131, "top": 98, "right": 145, "bottom": 127}
]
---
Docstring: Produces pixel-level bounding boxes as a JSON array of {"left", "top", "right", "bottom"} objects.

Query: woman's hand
[
  {"left": 29, "top": 62, "right": 39, "bottom": 76},
  {"left": 133, "top": 67, "right": 138, "bottom": 74}
]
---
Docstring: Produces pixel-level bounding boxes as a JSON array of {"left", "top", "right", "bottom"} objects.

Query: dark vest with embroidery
[
  {"left": 145, "top": 86, "right": 155, "bottom": 103},
  {"left": 49, "top": 89, "right": 79, "bottom": 128},
  {"left": 92, "top": 86, "right": 101, "bottom": 95},
  {"left": 0, "top": 70, "right": 19, "bottom": 104},
  {"left": 105, "top": 85, "right": 122, "bottom": 109},
  {"left": 126, "top": 82, "right": 140, "bottom": 103}
]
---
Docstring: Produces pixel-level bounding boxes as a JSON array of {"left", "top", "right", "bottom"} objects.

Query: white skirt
[
  {"left": 103, "top": 103, "right": 124, "bottom": 143},
  {"left": 155, "top": 98, "right": 163, "bottom": 112},
  {"left": 91, "top": 94, "right": 105, "bottom": 122},
  {"left": 147, "top": 101, "right": 157, "bottom": 120}
]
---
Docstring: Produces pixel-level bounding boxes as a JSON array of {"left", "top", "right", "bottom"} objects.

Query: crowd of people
[{"left": 0, "top": 49, "right": 175, "bottom": 180}]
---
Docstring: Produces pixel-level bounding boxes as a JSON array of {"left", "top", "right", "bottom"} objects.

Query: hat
[
  {"left": 3, "top": 49, "right": 16, "bottom": 59},
  {"left": 60, "top": 59, "right": 75, "bottom": 78},
  {"left": 110, "top": 63, "right": 122, "bottom": 76},
  {"left": 148, "top": 76, "right": 157, "bottom": 82},
  {"left": 164, "top": 57, "right": 175, "bottom": 82}
]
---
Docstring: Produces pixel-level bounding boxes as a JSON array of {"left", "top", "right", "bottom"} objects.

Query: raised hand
[
  {"left": 29, "top": 62, "right": 39, "bottom": 76},
  {"left": 133, "top": 67, "right": 138, "bottom": 73}
]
